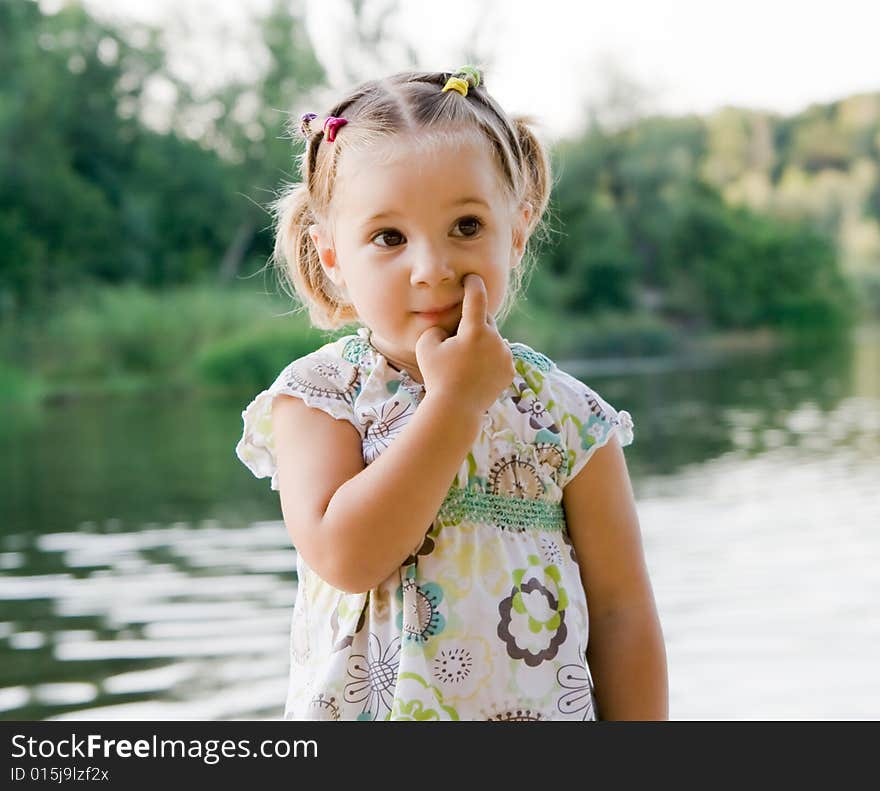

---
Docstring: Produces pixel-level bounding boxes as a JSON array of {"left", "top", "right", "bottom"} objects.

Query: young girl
[{"left": 236, "top": 66, "right": 668, "bottom": 721}]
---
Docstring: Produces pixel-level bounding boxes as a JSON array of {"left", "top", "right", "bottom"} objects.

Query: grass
[
  {"left": 0, "top": 282, "right": 336, "bottom": 401},
  {"left": 0, "top": 281, "right": 858, "bottom": 404}
]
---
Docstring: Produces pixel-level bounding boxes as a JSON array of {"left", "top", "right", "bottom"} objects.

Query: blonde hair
[{"left": 270, "top": 67, "right": 553, "bottom": 330}]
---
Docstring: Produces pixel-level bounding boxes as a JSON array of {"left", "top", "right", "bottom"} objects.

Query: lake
[{"left": 2, "top": 325, "right": 878, "bottom": 720}]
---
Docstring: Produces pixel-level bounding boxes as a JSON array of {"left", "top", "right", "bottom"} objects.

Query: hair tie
[
  {"left": 299, "top": 112, "right": 317, "bottom": 137},
  {"left": 323, "top": 116, "right": 348, "bottom": 143},
  {"left": 441, "top": 76, "right": 469, "bottom": 97},
  {"left": 457, "top": 65, "right": 481, "bottom": 89}
]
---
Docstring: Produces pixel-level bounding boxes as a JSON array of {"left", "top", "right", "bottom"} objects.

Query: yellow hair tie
[{"left": 441, "top": 76, "right": 469, "bottom": 97}]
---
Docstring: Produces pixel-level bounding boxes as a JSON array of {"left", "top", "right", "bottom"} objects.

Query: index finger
[{"left": 460, "top": 273, "right": 488, "bottom": 330}]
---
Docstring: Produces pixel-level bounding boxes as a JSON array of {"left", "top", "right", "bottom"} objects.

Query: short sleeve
[
  {"left": 551, "top": 365, "right": 634, "bottom": 487},
  {"left": 235, "top": 350, "right": 361, "bottom": 491}
]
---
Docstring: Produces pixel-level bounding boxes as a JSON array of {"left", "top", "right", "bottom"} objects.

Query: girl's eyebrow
[{"left": 361, "top": 197, "right": 490, "bottom": 226}]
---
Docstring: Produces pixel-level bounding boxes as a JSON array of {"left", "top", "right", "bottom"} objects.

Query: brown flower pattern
[
  {"left": 488, "top": 454, "right": 544, "bottom": 499},
  {"left": 511, "top": 376, "right": 560, "bottom": 432}
]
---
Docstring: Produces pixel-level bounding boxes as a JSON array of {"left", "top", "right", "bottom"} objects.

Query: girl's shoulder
[
  {"left": 271, "top": 332, "right": 360, "bottom": 385},
  {"left": 235, "top": 332, "right": 364, "bottom": 491},
  {"left": 502, "top": 337, "right": 634, "bottom": 485}
]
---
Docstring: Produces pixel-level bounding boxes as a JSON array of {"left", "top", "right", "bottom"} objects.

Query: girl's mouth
[{"left": 413, "top": 301, "right": 461, "bottom": 319}]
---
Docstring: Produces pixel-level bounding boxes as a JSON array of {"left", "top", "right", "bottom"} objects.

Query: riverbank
[{"left": 0, "top": 283, "right": 858, "bottom": 405}]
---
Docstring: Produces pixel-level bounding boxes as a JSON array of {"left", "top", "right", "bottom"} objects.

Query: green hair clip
[{"left": 456, "top": 65, "right": 481, "bottom": 89}]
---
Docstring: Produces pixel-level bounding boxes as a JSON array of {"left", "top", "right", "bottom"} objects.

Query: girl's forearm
[
  {"left": 586, "top": 606, "right": 669, "bottom": 720},
  {"left": 320, "top": 391, "right": 483, "bottom": 593}
]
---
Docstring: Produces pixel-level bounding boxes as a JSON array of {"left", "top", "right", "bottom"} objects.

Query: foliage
[
  {"left": 196, "top": 322, "right": 331, "bottom": 391},
  {"left": 1, "top": 0, "right": 875, "bottom": 402},
  {"left": 3, "top": 282, "right": 296, "bottom": 387}
]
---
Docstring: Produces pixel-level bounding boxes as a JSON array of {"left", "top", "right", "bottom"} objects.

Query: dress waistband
[{"left": 437, "top": 486, "right": 566, "bottom": 533}]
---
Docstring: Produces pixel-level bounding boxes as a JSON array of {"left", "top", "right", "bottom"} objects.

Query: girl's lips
[{"left": 414, "top": 301, "right": 461, "bottom": 317}]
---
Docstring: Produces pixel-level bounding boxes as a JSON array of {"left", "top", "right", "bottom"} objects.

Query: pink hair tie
[{"left": 323, "top": 116, "right": 348, "bottom": 143}]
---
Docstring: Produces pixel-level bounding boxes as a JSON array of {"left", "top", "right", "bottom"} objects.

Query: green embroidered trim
[
  {"left": 341, "top": 336, "right": 370, "bottom": 365},
  {"left": 437, "top": 486, "right": 565, "bottom": 532},
  {"left": 509, "top": 343, "right": 553, "bottom": 372}
]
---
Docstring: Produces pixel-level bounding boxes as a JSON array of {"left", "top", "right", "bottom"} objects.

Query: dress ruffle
[{"left": 235, "top": 350, "right": 360, "bottom": 491}]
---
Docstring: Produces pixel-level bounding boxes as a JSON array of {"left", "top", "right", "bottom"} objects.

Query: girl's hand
[{"left": 415, "top": 273, "right": 515, "bottom": 413}]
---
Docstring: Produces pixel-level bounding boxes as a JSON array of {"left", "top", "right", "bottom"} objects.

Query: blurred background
[{"left": 1, "top": 0, "right": 878, "bottom": 720}]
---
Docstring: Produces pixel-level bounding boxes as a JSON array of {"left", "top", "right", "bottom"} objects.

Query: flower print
[
  {"left": 344, "top": 632, "right": 401, "bottom": 720},
  {"left": 511, "top": 653, "right": 559, "bottom": 700},
  {"left": 286, "top": 353, "right": 358, "bottom": 402},
  {"left": 484, "top": 698, "right": 549, "bottom": 721},
  {"left": 330, "top": 592, "right": 368, "bottom": 652},
  {"left": 432, "top": 521, "right": 484, "bottom": 599},
  {"left": 574, "top": 415, "right": 609, "bottom": 456},
  {"left": 306, "top": 692, "right": 341, "bottom": 721},
  {"left": 587, "top": 420, "right": 607, "bottom": 443},
  {"left": 431, "top": 637, "right": 493, "bottom": 701},
  {"left": 313, "top": 360, "right": 346, "bottom": 382},
  {"left": 396, "top": 571, "right": 446, "bottom": 644},
  {"left": 585, "top": 391, "right": 610, "bottom": 420},
  {"left": 538, "top": 534, "right": 562, "bottom": 566},
  {"left": 556, "top": 659, "right": 596, "bottom": 720},
  {"left": 511, "top": 376, "right": 560, "bottom": 433},
  {"left": 387, "top": 672, "right": 459, "bottom": 721},
  {"left": 432, "top": 646, "right": 472, "bottom": 685},
  {"left": 534, "top": 442, "right": 565, "bottom": 485},
  {"left": 290, "top": 603, "right": 309, "bottom": 666},
  {"left": 488, "top": 454, "right": 545, "bottom": 500},
  {"left": 583, "top": 390, "right": 633, "bottom": 439},
  {"left": 497, "top": 555, "right": 569, "bottom": 667},
  {"left": 561, "top": 530, "right": 578, "bottom": 564},
  {"left": 401, "top": 522, "right": 439, "bottom": 566},
  {"left": 362, "top": 396, "right": 414, "bottom": 463},
  {"left": 487, "top": 709, "right": 547, "bottom": 721}
]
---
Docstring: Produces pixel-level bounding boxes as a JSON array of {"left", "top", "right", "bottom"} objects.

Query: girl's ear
[
  {"left": 510, "top": 201, "right": 533, "bottom": 267},
  {"left": 309, "top": 223, "right": 345, "bottom": 288}
]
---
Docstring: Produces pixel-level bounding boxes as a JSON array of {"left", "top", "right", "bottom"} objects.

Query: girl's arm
[
  {"left": 562, "top": 433, "right": 669, "bottom": 720},
  {"left": 273, "top": 390, "right": 483, "bottom": 594},
  {"left": 273, "top": 274, "right": 510, "bottom": 596}
]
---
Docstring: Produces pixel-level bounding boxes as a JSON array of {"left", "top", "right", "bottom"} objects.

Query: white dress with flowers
[{"left": 236, "top": 327, "right": 634, "bottom": 721}]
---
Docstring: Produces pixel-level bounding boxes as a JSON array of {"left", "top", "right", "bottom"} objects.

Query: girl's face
[{"left": 309, "top": 132, "right": 532, "bottom": 375}]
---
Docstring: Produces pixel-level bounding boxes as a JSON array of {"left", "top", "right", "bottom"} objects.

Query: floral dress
[{"left": 236, "top": 327, "right": 634, "bottom": 721}]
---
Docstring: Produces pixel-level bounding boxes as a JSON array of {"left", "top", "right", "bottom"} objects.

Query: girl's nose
[{"left": 409, "top": 244, "right": 456, "bottom": 286}]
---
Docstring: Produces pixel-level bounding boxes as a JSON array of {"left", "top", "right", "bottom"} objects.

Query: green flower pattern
[{"left": 497, "top": 555, "right": 570, "bottom": 667}]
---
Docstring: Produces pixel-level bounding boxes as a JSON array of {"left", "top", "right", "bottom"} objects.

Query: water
[{"left": 2, "top": 326, "right": 878, "bottom": 720}]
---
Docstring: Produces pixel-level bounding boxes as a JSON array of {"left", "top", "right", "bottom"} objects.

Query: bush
[
  {"left": 0, "top": 362, "right": 42, "bottom": 403},
  {"left": 503, "top": 303, "right": 680, "bottom": 359},
  {"left": 196, "top": 323, "right": 334, "bottom": 391},
  {"left": 10, "top": 283, "right": 291, "bottom": 380}
]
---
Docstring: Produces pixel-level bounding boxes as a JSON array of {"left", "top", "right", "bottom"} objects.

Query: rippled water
[{"left": 2, "top": 326, "right": 878, "bottom": 720}]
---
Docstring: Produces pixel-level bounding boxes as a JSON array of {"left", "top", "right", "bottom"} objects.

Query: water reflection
[
  {"left": 1, "top": 326, "right": 878, "bottom": 720},
  {"left": 0, "top": 520, "right": 294, "bottom": 720}
]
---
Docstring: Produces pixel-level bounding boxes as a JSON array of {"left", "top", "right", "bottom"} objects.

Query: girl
[{"left": 236, "top": 66, "right": 668, "bottom": 721}]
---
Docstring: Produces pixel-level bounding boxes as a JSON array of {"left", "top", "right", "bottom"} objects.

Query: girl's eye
[
  {"left": 372, "top": 229, "right": 404, "bottom": 248},
  {"left": 370, "top": 216, "right": 483, "bottom": 248},
  {"left": 453, "top": 216, "right": 483, "bottom": 237}
]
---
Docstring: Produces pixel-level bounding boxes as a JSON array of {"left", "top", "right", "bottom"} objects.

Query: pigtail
[
  {"left": 491, "top": 115, "right": 555, "bottom": 328},
  {"left": 511, "top": 114, "right": 552, "bottom": 240},
  {"left": 270, "top": 182, "right": 358, "bottom": 330}
]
